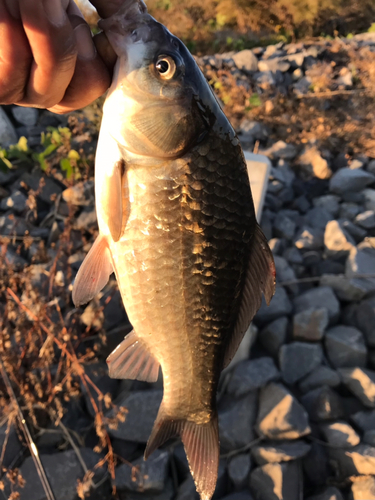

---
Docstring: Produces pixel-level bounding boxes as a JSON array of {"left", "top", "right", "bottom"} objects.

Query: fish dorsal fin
[
  {"left": 72, "top": 234, "right": 114, "bottom": 307},
  {"left": 107, "top": 330, "right": 160, "bottom": 383},
  {"left": 100, "top": 159, "right": 124, "bottom": 243},
  {"left": 144, "top": 406, "right": 219, "bottom": 500},
  {"left": 223, "top": 224, "right": 276, "bottom": 368}
]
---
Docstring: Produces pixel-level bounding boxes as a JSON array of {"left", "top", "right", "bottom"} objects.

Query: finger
[
  {"left": 89, "top": 0, "right": 124, "bottom": 19},
  {"left": 17, "top": 0, "right": 78, "bottom": 108},
  {"left": 0, "top": 0, "right": 32, "bottom": 103},
  {"left": 93, "top": 31, "right": 117, "bottom": 72},
  {"left": 48, "top": 16, "right": 111, "bottom": 113}
]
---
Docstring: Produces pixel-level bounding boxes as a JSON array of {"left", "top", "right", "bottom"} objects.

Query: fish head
[{"left": 99, "top": 3, "right": 226, "bottom": 159}]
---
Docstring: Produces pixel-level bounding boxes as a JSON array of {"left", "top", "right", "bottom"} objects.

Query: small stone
[
  {"left": 255, "top": 287, "right": 293, "bottom": 326},
  {"left": 300, "top": 386, "right": 344, "bottom": 421},
  {"left": 324, "top": 220, "right": 355, "bottom": 259},
  {"left": 368, "top": 159, "right": 375, "bottom": 175},
  {"left": 363, "top": 188, "right": 375, "bottom": 210},
  {"left": 227, "top": 357, "right": 280, "bottom": 397},
  {"left": 293, "top": 308, "right": 329, "bottom": 341},
  {"left": 273, "top": 214, "right": 296, "bottom": 240},
  {"left": 262, "top": 141, "right": 297, "bottom": 161},
  {"left": 259, "top": 317, "right": 288, "bottom": 357},
  {"left": 219, "top": 392, "right": 258, "bottom": 452},
  {"left": 74, "top": 206, "right": 97, "bottom": 230},
  {"left": 351, "top": 409, "right": 375, "bottom": 432},
  {"left": 0, "top": 107, "right": 17, "bottom": 147},
  {"left": 228, "top": 454, "right": 251, "bottom": 490},
  {"left": 355, "top": 210, "right": 375, "bottom": 228},
  {"left": 299, "top": 365, "right": 341, "bottom": 393},
  {"left": 293, "top": 287, "right": 340, "bottom": 324},
  {"left": 330, "top": 444, "right": 375, "bottom": 476},
  {"left": 337, "top": 67, "right": 353, "bottom": 87},
  {"left": 283, "top": 247, "right": 303, "bottom": 265},
  {"left": 81, "top": 362, "right": 119, "bottom": 418},
  {"left": 256, "top": 383, "right": 311, "bottom": 439},
  {"left": 106, "top": 390, "right": 162, "bottom": 442},
  {"left": 12, "top": 106, "right": 39, "bottom": 127},
  {"left": 249, "top": 462, "right": 301, "bottom": 500},
  {"left": 305, "top": 487, "right": 344, "bottom": 500},
  {"left": 298, "top": 146, "right": 332, "bottom": 179},
  {"left": 0, "top": 214, "right": 30, "bottom": 236},
  {"left": 320, "top": 274, "right": 368, "bottom": 302},
  {"left": 279, "top": 342, "right": 323, "bottom": 384},
  {"left": 294, "top": 226, "right": 324, "bottom": 250},
  {"left": 353, "top": 298, "right": 375, "bottom": 347},
  {"left": 232, "top": 50, "right": 259, "bottom": 72},
  {"left": 313, "top": 194, "right": 340, "bottom": 217},
  {"left": 325, "top": 326, "right": 367, "bottom": 369},
  {"left": 346, "top": 246, "right": 375, "bottom": 294},
  {"left": 339, "top": 202, "right": 362, "bottom": 220},
  {"left": 269, "top": 238, "right": 283, "bottom": 255},
  {"left": 306, "top": 207, "right": 334, "bottom": 230},
  {"left": 258, "top": 58, "right": 290, "bottom": 73},
  {"left": 364, "top": 430, "right": 375, "bottom": 446},
  {"left": 0, "top": 190, "right": 28, "bottom": 213},
  {"left": 330, "top": 168, "right": 375, "bottom": 194},
  {"left": 351, "top": 476, "right": 375, "bottom": 500},
  {"left": 114, "top": 450, "right": 169, "bottom": 494},
  {"left": 320, "top": 421, "right": 360, "bottom": 448},
  {"left": 15, "top": 171, "right": 63, "bottom": 205},
  {"left": 302, "top": 442, "right": 330, "bottom": 487},
  {"left": 251, "top": 441, "right": 311, "bottom": 465},
  {"left": 341, "top": 218, "right": 367, "bottom": 242},
  {"left": 274, "top": 256, "right": 298, "bottom": 294},
  {"left": 62, "top": 180, "right": 94, "bottom": 206},
  {"left": 0, "top": 422, "right": 23, "bottom": 468},
  {"left": 339, "top": 368, "right": 375, "bottom": 407},
  {"left": 350, "top": 158, "right": 366, "bottom": 170},
  {"left": 254, "top": 70, "right": 276, "bottom": 88}
]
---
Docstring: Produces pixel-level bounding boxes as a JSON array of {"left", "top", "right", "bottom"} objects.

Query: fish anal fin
[
  {"left": 107, "top": 330, "right": 160, "bottom": 383},
  {"left": 223, "top": 223, "right": 276, "bottom": 368},
  {"left": 145, "top": 408, "right": 219, "bottom": 500},
  {"left": 72, "top": 234, "right": 113, "bottom": 307}
]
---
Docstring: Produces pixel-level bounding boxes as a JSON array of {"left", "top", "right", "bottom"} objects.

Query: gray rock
[
  {"left": 305, "top": 207, "right": 333, "bottom": 230},
  {"left": 299, "top": 366, "right": 341, "bottom": 393},
  {"left": 351, "top": 476, "right": 375, "bottom": 500},
  {"left": 302, "top": 442, "right": 330, "bottom": 487},
  {"left": 81, "top": 362, "right": 119, "bottom": 418},
  {"left": 283, "top": 247, "right": 303, "bottom": 265},
  {"left": 0, "top": 107, "right": 18, "bottom": 147},
  {"left": 330, "top": 444, "right": 375, "bottom": 477},
  {"left": 300, "top": 386, "right": 344, "bottom": 421},
  {"left": 14, "top": 171, "right": 63, "bottom": 205},
  {"left": 320, "top": 421, "right": 360, "bottom": 448},
  {"left": 0, "top": 190, "right": 28, "bottom": 213},
  {"left": 228, "top": 453, "right": 251, "bottom": 490},
  {"left": 259, "top": 317, "right": 288, "bottom": 357},
  {"left": 293, "top": 308, "right": 329, "bottom": 341},
  {"left": 363, "top": 188, "right": 375, "bottom": 210},
  {"left": 262, "top": 141, "right": 297, "bottom": 161},
  {"left": 305, "top": 487, "right": 344, "bottom": 500},
  {"left": 249, "top": 461, "right": 302, "bottom": 500},
  {"left": 350, "top": 409, "right": 375, "bottom": 431},
  {"left": 325, "top": 326, "right": 367, "bottom": 368},
  {"left": 294, "top": 76, "right": 313, "bottom": 96},
  {"left": 219, "top": 392, "right": 258, "bottom": 452},
  {"left": 62, "top": 180, "right": 95, "bottom": 206},
  {"left": 355, "top": 209, "right": 375, "bottom": 228},
  {"left": 258, "top": 58, "right": 290, "bottom": 73},
  {"left": 273, "top": 215, "right": 296, "bottom": 241},
  {"left": 16, "top": 448, "right": 106, "bottom": 500},
  {"left": 320, "top": 274, "right": 368, "bottom": 302},
  {"left": 339, "top": 202, "right": 362, "bottom": 220},
  {"left": 232, "top": 50, "right": 259, "bottom": 72},
  {"left": 0, "top": 214, "right": 30, "bottom": 236},
  {"left": 12, "top": 106, "right": 39, "bottom": 127},
  {"left": 341, "top": 218, "right": 367, "bottom": 242},
  {"left": 251, "top": 440, "right": 311, "bottom": 465},
  {"left": 114, "top": 450, "right": 169, "bottom": 494},
  {"left": 330, "top": 168, "right": 375, "bottom": 194},
  {"left": 254, "top": 71, "right": 276, "bottom": 88},
  {"left": 313, "top": 195, "right": 340, "bottom": 217},
  {"left": 339, "top": 367, "right": 375, "bottom": 407},
  {"left": 0, "top": 422, "right": 23, "bottom": 468},
  {"left": 346, "top": 245, "right": 375, "bottom": 294},
  {"left": 255, "top": 287, "right": 293, "bottom": 326},
  {"left": 75, "top": 206, "right": 98, "bottom": 230},
  {"left": 364, "top": 429, "right": 375, "bottom": 446},
  {"left": 324, "top": 220, "right": 356, "bottom": 259},
  {"left": 106, "top": 390, "right": 162, "bottom": 441},
  {"left": 256, "top": 383, "right": 311, "bottom": 439},
  {"left": 293, "top": 286, "right": 340, "bottom": 324},
  {"left": 294, "top": 226, "right": 324, "bottom": 250},
  {"left": 227, "top": 357, "right": 280, "bottom": 397},
  {"left": 368, "top": 159, "right": 375, "bottom": 175},
  {"left": 274, "top": 256, "right": 298, "bottom": 294},
  {"left": 298, "top": 146, "right": 332, "bottom": 180},
  {"left": 269, "top": 238, "right": 284, "bottom": 255},
  {"left": 279, "top": 342, "right": 323, "bottom": 384}
]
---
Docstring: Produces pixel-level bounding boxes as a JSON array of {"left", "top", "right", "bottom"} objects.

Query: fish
[{"left": 72, "top": 1, "right": 276, "bottom": 498}]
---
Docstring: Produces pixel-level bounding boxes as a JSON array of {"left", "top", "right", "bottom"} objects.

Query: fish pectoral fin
[
  {"left": 101, "top": 160, "right": 124, "bottom": 243},
  {"left": 106, "top": 330, "right": 160, "bottom": 383},
  {"left": 72, "top": 234, "right": 113, "bottom": 307},
  {"left": 223, "top": 223, "right": 276, "bottom": 368},
  {"left": 145, "top": 408, "right": 219, "bottom": 500}
]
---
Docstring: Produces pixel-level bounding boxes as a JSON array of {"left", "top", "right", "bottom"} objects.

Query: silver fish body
[{"left": 72, "top": 2, "right": 275, "bottom": 498}]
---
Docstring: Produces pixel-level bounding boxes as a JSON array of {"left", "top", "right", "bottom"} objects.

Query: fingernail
[
  {"left": 43, "top": 0, "right": 66, "bottom": 27},
  {"left": 75, "top": 24, "right": 96, "bottom": 60}
]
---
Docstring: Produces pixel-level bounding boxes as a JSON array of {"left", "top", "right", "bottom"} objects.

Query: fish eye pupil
[{"left": 156, "top": 59, "right": 169, "bottom": 73}]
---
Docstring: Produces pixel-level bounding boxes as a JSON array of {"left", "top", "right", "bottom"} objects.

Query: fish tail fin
[{"left": 145, "top": 406, "right": 219, "bottom": 500}]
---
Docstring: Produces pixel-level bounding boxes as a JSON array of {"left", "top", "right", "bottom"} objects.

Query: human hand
[{"left": 0, "top": 0, "right": 123, "bottom": 114}]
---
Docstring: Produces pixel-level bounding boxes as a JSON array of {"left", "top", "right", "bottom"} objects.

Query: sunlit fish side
[{"left": 72, "top": 1, "right": 276, "bottom": 498}]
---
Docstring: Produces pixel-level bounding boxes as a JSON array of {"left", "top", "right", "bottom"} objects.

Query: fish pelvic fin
[
  {"left": 145, "top": 407, "right": 219, "bottom": 500},
  {"left": 223, "top": 222, "right": 276, "bottom": 368},
  {"left": 107, "top": 330, "right": 160, "bottom": 383},
  {"left": 72, "top": 234, "right": 113, "bottom": 307}
]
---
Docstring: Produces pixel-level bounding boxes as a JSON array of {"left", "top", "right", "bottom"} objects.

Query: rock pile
[{"left": 1, "top": 32, "right": 375, "bottom": 500}]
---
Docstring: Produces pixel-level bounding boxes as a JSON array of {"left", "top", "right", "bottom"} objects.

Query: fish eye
[{"left": 155, "top": 55, "right": 176, "bottom": 80}]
